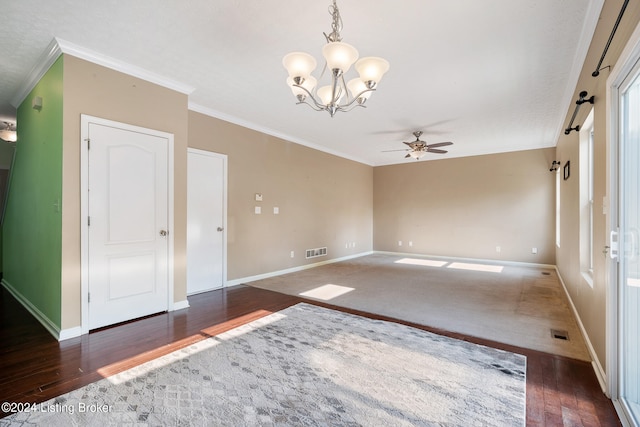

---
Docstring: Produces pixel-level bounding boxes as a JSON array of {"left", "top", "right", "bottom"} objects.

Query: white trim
[
  {"left": 605, "top": 15, "right": 640, "bottom": 421},
  {"left": 226, "top": 251, "right": 374, "bottom": 287},
  {"left": 172, "top": 300, "right": 190, "bottom": 311},
  {"left": 57, "top": 38, "right": 194, "bottom": 95},
  {"left": 1, "top": 279, "right": 68, "bottom": 341},
  {"left": 186, "top": 148, "right": 228, "bottom": 291},
  {"left": 10, "top": 39, "right": 63, "bottom": 108},
  {"left": 188, "top": 102, "right": 372, "bottom": 167},
  {"left": 555, "top": 268, "right": 608, "bottom": 393},
  {"left": 11, "top": 38, "right": 194, "bottom": 109},
  {"left": 80, "top": 115, "right": 176, "bottom": 334},
  {"left": 58, "top": 327, "right": 82, "bottom": 341}
]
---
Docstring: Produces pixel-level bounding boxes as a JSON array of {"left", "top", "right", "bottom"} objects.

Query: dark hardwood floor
[{"left": 0, "top": 285, "right": 621, "bottom": 426}]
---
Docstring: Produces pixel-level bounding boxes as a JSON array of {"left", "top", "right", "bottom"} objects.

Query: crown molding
[
  {"left": 10, "top": 38, "right": 62, "bottom": 108},
  {"left": 11, "top": 37, "right": 194, "bottom": 109},
  {"left": 188, "top": 102, "right": 373, "bottom": 166}
]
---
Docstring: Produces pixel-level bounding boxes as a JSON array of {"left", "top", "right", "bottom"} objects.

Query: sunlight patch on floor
[
  {"left": 447, "top": 262, "right": 504, "bottom": 273},
  {"left": 300, "top": 284, "right": 355, "bottom": 300},
  {"left": 395, "top": 258, "right": 448, "bottom": 267}
]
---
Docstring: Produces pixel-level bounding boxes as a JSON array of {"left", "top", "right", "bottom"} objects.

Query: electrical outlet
[
  {"left": 496, "top": 246, "right": 501, "bottom": 253},
  {"left": 532, "top": 247, "right": 538, "bottom": 254},
  {"left": 398, "top": 241, "right": 403, "bottom": 246},
  {"left": 290, "top": 251, "right": 294, "bottom": 258},
  {"left": 409, "top": 241, "right": 413, "bottom": 247}
]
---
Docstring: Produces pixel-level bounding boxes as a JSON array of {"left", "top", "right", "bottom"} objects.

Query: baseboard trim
[
  {"left": 373, "top": 251, "right": 557, "bottom": 269},
  {"left": 227, "top": 251, "right": 374, "bottom": 287},
  {"left": 172, "top": 299, "right": 190, "bottom": 311},
  {"left": 1, "top": 278, "right": 65, "bottom": 341},
  {"left": 555, "top": 267, "right": 608, "bottom": 393},
  {"left": 59, "top": 326, "right": 82, "bottom": 340}
]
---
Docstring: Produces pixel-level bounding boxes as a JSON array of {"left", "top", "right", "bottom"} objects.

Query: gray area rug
[{"left": 2, "top": 303, "right": 526, "bottom": 426}]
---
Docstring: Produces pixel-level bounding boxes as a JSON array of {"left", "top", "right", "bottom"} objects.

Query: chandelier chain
[{"left": 325, "top": 0, "right": 343, "bottom": 43}]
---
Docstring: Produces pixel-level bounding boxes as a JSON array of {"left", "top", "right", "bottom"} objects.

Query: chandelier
[{"left": 282, "top": 0, "right": 389, "bottom": 117}]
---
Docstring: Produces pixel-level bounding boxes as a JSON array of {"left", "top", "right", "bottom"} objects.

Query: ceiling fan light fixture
[
  {"left": 0, "top": 122, "right": 17, "bottom": 143},
  {"left": 282, "top": 0, "right": 388, "bottom": 117},
  {"left": 409, "top": 150, "right": 426, "bottom": 160}
]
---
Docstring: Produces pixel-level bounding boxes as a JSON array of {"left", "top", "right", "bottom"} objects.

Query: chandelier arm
[
  {"left": 339, "top": 73, "right": 353, "bottom": 104},
  {"left": 292, "top": 84, "right": 331, "bottom": 110},
  {"left": 296, "top": 100, "right": 326, "bottom": 112},
  {"left": 336, "top": 103, "right": 367, "bottom": 113},
  {"left": 336, "top": 88, "right": 376, "bottom": 110}
]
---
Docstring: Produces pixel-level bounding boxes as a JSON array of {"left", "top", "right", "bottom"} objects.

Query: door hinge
[
  {"left": 88, "top": 216, "right": 91, "bottom": 226},
  {"left": 88, "top": 293, "right": 90, "bottom": 303},
  {"left": 85, "top": 138, "right": 90, "bottom": 150}
]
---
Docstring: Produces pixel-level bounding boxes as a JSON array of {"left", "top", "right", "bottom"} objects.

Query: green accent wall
[{"left": 2, "top": 57, "right": 63, "bottom": 328}]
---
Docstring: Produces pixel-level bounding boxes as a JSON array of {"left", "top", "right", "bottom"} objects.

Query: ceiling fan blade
[
  {"left": 427, "top": 148, "right": 448, "bottom": 154},
  {"left": 382, "top": 149, "right": 410, "bottom": 152},
  {"left": 426, "top": 142, "right": 453, "bottom": 148}
]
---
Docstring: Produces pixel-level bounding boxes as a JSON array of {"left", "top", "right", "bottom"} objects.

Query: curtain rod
[{"left": 593, "top": 0, "right": 629, "bottom": 77}]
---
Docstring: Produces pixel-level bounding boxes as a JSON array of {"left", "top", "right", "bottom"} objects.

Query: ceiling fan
[
  {"left": 0, "top": 121, "right": 17, "bottom": 143},
  {"left": 382, "top": 131, "right": 453, "bottom": 160}
]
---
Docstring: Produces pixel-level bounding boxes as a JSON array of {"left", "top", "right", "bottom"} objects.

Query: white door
[
  {"left": 617, "top": 59, "right": 640, "bottom": 425},
  {"left": 187, "top": 149, "right": 226, "bottom": 294},
  {"left": 86, "top": 120, "right": 170, "bottom": 330}
]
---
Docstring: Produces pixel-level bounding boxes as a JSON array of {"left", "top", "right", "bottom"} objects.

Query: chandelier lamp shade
[{"left": 282, "top": 0, "right": 389, "bottom": 117}]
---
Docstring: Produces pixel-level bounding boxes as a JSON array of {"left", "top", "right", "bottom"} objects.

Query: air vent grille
[{"left": 305, "top": 247, "right": 327, "bottom": 259}]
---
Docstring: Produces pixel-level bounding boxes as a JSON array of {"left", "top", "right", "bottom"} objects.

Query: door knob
[
  {"left": 217, "top": 227, "right": 224, "bottom": 232},
  {"left": 159, "top": 230, "right": 168, "bottom": 236}
]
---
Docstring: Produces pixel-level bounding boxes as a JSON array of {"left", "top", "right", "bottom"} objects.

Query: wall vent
[
  {"left": 550, "top": 329, "right": 569, "bottom": 341},
  {"left": 305, "top": 247, "right": 327, "bottom": 259}
]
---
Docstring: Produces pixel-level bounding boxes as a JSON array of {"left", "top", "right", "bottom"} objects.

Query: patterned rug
[{"left": 2, "top": 303, "right": 526, "bottom": 426}]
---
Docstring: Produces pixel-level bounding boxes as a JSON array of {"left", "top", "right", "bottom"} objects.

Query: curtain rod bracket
[{"left": 564, "top": 91, "right": 594, "bottom": 135}]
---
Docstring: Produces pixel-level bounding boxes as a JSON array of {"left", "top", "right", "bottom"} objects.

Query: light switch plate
[{"left": 255, "top": 206, "right": 261, "bottom": 214}]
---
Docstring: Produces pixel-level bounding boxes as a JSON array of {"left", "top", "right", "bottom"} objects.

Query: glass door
[{"left": 618, "top": 60, "right": 640, "bottom": 425}]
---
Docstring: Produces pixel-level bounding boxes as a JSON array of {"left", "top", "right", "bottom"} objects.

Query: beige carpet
[{"left": 247, "top": 253, "right": 590, "bottom": 361}]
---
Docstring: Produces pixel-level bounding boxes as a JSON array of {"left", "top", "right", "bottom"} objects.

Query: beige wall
[
  {"left": 555, "top": 0, "right": 640, "bottom": 368},
  {"left": 61, "top": 56, "right": 189, "bottom": 329},
  {"left": 188, "top": 111, "right": 373, "bottom": 280},
  {"left": 374, "top": 148, "right": 556, "bottom": 265}
]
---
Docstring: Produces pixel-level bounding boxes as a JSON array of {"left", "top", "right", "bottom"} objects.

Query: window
[{"left": 579, "top": 108, "right": 595, "bottom": 284}]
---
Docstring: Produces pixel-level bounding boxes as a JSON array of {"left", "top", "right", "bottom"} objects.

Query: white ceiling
[{"left": 0, "top": 0, "right": 602, "bottom": 166}]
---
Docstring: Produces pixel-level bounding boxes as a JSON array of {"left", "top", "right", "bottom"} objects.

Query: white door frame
[
  {"left": 80, "top": 114, "right": 175, "bottom": 335},
  {"left": 606, "top": 17, "right": 640, "bottom": 424},
  {"left": 187, "top": 148, "right": 228, "bottom": 293}
]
